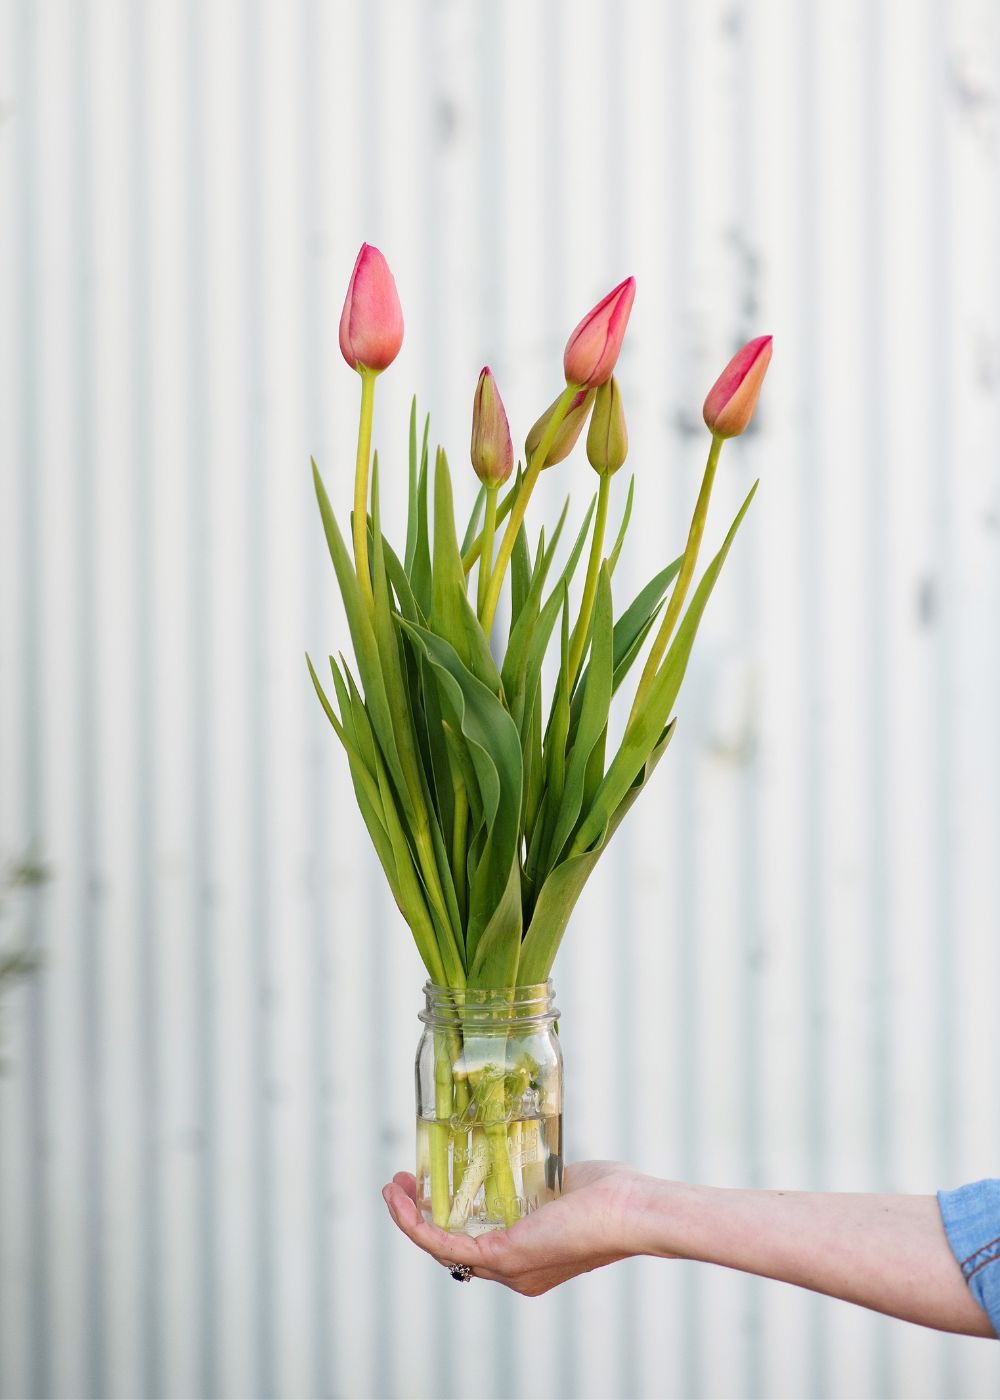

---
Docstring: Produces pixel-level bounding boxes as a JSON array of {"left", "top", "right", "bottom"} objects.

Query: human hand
[{"left": 381, "top": 1160, "right": 658, "bottom": 1296}]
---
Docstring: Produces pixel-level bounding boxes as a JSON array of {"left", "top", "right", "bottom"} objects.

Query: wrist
[{"left": 615, "top": 1173, "right": 703, "bottom": 1259}]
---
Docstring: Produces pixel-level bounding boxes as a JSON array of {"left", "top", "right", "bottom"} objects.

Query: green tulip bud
[
  {"left": 525, "top": 387, "right": 596, "bottom": 468},
  {"left": 586, "top": 375, "right": 628, "bottom": 477}
]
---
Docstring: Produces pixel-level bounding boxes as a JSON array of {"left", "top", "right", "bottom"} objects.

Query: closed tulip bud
[
  {"left": 525, "top": 387, "right": 596, "bottom": 467},
  {"left": 702, "top": 334, "right": 773, "bottom": 438},
  {"left": 339, "top": 243, "right": 404, "bottom": 374},
  {"left": 586, "top": 375, "right": 628, "bottom": 477},
  {"left": 470, "top": 367, "right": 513, "bottom": 486},
  {"left": 563, "top": 276, "right": 636, "bottom": 388}
]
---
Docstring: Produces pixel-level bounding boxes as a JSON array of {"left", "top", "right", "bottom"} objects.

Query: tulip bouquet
[{"left": 310, "top": 243, "right": 771, "bottom": 1232}]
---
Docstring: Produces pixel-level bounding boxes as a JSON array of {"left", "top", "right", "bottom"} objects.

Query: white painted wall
[{"left": 2, "top": 1, "right": 1000, "bottom": 1396}]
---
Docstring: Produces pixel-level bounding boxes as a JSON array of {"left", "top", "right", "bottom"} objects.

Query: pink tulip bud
[
  {"left": 586, "top": 375, "right": 628, "bottom": 477},
  {"left": 702, "top": 335, "right": 773, "bottom": 439},
  {"left": 339, "top": 243, "right": 404, "bottom": 373},
  {"left": 563, "top": 276, "right": 636, "bottom": 388},
  {"left": 525, "top": 387, "right": 596, "bottom": 467},
  {"left": 470, "top": 367, "right": 514, "bottom": 486}
]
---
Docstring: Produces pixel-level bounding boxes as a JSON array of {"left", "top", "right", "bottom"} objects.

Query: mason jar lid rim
[
  {"left": 423, "top": 979, "right": 554, "bottom": 996},
  {"left": 419, "top": 979, "right": 559, "bottom": 1022}
]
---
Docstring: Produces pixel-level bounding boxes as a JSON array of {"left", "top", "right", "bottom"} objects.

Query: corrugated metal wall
[{"left": 2, "top": 2, "right": 1000, "bottom": 1397}]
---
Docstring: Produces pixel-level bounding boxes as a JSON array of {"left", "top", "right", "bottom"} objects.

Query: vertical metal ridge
[
  {"left": 603, "top": 4, "right": 639, "bottom": 1397},
  {"left": 926, "top": 0, "right": 956, "bottom": 1196},
  {"left": 128, "top": 4, "right": 162, "bottom": 1393},
  {"left": 15, "top": 3, "right": 48, "bottom": 1395},
  {"left": 668, "top": 2, "right": 701, "bottom": 1394},
  {"left": 242, "top": 4, "right": 275, "bottom": 1395},
  {"left": 476, "top": 11, "right": 518, "bottom": 1397},
  {"left": 538, "top": 6, "right": 575, "bottom": 1395},
  {"left": 733, "top": 7, "right": 764, "bottom": 1396},
  {"left": 67, "top": 3, "right": 107, "bottom": 1395},
  {"left": 184, "top": 2, "right": 218, "bottom": 1392},
  {"left": 927, "top": 2, "right": 958, "bottom": 1394},
  {"left": 796, "top": 4, "right": 829, "bottom": 1395},
  {"left": 299, "top": 1, "right": 334, "bottom": 1393},
  {"left": 359, "top": 7, "right": 392, "bottom": 1398},
  {"left": 863, "top": 6, "right": 893, "bottom": 1394}
]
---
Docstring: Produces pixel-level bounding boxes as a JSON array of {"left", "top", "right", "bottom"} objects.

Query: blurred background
[{"left": 3, "top": 1, "right": 1000, "bottom": 1397}]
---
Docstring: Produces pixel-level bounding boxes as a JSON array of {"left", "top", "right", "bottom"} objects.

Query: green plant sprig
[{"left": 309, "top": 388, "right": 758, "bottom": 989}]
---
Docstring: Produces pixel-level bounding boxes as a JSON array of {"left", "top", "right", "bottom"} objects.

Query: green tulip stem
[
  {"left": 414, "top": 821, "right": 466, "bottom": 985},
  {"left": 479, "top": 384, "right": 579, "bottom": 640},
  {"left": 567, "top": 471, "right": 611, "bottom": 687},
  {"left": 463, "top": 483, "right": 516, "bottom": 575},
  {"left": 352, "top": 368, "right": 378, "bottom": 613},
  {"left": 477, "top": 483, "right": 500, "bottom": 621},
  {"left": 627, "top": 432, "right": 723, "bottom": 725},
  {"left": 451, "top": 779, "right": 469, "bottom": 929}
]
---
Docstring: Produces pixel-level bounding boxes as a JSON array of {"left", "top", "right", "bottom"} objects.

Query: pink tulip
[
  {"left": 563, "top": 276, "right": 636, "bottom": 388},
  {"left": 339, "top": 243, "right": 404, "bottom": 373},
  {"left": 470, "top": 367, "right": 514, "bottom": 486},
  {"left": 702, "top": 335, "right": 773, "bottom": 438}
]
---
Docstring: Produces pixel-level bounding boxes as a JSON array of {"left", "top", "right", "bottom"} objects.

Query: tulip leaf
[
  {"left": 370, "top": 458, "right": 431, "bottom": 816},
  {"left": 568, "top": 555, "right": 682, "bottom": 740},
  {"left": 573, "top": 481, "right": 757, "bottom": 859},
  {"left": 468, "top": 853, "right": 522, "bottom": 989},
  {"left": 405, "top": 396, "right": 419, "bottom": 573},
  {"left": 547, "top": 589, "right": 572, "bottom": 807},
  {"left": 311, "top": 459, "right": 416, "bottom": 827},
  {"left": 501, "top": 498, "right": 569, "bottom": 728},
  {"left": 545, "top": 564, "right": 614, "bottom": 869},
  {"left": 517, "top": 721, "right": 676, "bottom": 984},
  {"left": 309, "top": 649, "right": 452, "bottom": 985},
  {"left": 307, "top": 655, "right": 392, "bottom": 883},
  {"left": 414, "top": 658, "right": 456, "bottom": 848},
  {"left": 527, "top": 589, "right": 571, "bottom": 887},
  {"left": 523, "top": 679, "right": 544, "bottom": 848},
  {"left": 370, "top": 739, "right": 452, "bottom": 987},
  {"left": 337, "top": 660, "right": 379, "bottom": 782},
  {"left": 409, "top": 417, "right": 432, "bottom": 616},
  {"left": 582, "top": 720, "right": 607, "bottom": 816},
  {"left": 431, "top": 447, "right": 503, "bottom": 698},
  {"left": 396, "top": 617, "right": 523, "bottom": 978},
  {"left": 514, "top": 494, "right": 596, "bottom": 750},
  {"left": 509, "top": 507, "right": 533, "bottom": 634},
  {"left": 373, "top": 458, "right": 466, "bottom": 968},
  {"left": 377, "top": 529, "right": 426, "bottom": 628},
  {"left": 606, "top": 473, "right": 635, "bottom": 577},
  {"left": 461, "top": 484, "right": 487, "bottom": 556}
]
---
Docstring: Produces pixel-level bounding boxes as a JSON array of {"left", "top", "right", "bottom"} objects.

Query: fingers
[{"left": 381, "top": 1182, "right": 485, "bottom": 1269}]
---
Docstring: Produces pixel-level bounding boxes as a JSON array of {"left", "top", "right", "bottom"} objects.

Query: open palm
[{"left": 382, "top": 1161, "right": 658, "bottom": 1296}]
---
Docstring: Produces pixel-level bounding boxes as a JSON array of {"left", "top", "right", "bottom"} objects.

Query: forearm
[{"left": 635, "top": 1179, "right": 994, "bottom": 1338}]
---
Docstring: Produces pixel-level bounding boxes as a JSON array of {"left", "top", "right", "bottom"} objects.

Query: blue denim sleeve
[{"left": 937, "top": 1180, "right": 1000, "bottom": 1338}]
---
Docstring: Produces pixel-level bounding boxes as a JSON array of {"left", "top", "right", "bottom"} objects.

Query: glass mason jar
[{"left": 415, "top": 981, "right": 563, "bottom": 1236}]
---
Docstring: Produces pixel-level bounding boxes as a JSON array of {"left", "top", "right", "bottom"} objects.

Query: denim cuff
[{"left": 938, "top": 1179, "right": 1000, "bottom": 1339}]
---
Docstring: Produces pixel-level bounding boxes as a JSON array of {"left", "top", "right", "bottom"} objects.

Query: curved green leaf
[
  {"left": 573, "top": 481, "right": 757, "bottom": 858},
  {"left": 517, "top": 722, "right": 676, "bottom": 985},
  {"left": 545, "top": 564, "right": 614, "bottom": 869},
  {"left": 397, "top": 617, "right": 523, "bottom": 975}
]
